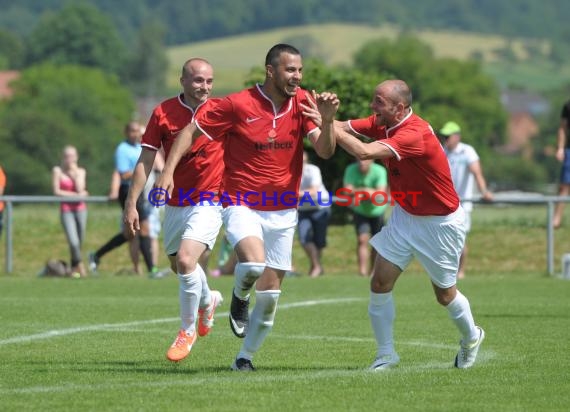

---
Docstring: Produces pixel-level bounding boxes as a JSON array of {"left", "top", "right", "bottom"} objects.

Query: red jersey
[
  {"left": 194, "top": 84, "right": 318, "bottom": 211},
  {"left": 348, "top": 111, "right": 459, "bottom": 216},
  {"left": 142, "top": 95, "right": 224, "bottom": 206}
]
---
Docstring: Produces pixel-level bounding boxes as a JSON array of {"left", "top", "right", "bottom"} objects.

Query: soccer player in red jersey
[
  {"left": 314, "top": 79, "right": 484, "bottom": 370},
  {"left": 156, "top": 44, "right": 338, "bottom": 371},
  {"left": 124, "top": 58, "right": 224, "bottom": 363}
]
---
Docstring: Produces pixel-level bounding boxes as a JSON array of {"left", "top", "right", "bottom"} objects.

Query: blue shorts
[
  {"left": 297, "top": 208, "right": 331, "bottom": 248},
  {"left": 353, "top": 211, "right": 384, "bottom": 237},
  {"left": 560, "top": 149, "right": 570, "bottom": 184}
]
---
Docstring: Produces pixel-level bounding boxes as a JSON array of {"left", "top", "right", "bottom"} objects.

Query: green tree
[
  {"left": 123, "top": 21, "right": 169, "bottom": 97},
  {"left": 25, "top": 3, "right": 126, "bottom": 76},
  {"left": 354, "top": 33, "right": 435, "bottom": 93},
  {"left": 0, "top": 29, "right": 24, "bottom": 69},
  {"left": 0, "top": 64, "right": 134, "bottom": 195},
  {"left": 353, "top": 35, "right": 507, "bottom": 150},
  {"left": 416, "top": 58, "right": 506, "bottom": 150}
]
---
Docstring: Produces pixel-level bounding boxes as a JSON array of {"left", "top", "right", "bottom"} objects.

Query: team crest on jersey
[{"left": 267, "top": 129, "right": 277, "bottom": 143}]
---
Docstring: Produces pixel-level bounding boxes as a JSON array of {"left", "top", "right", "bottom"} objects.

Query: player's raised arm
[
  {"left": 335, "top": 122, "right": 394, "bottom": 161},
  {"left": 302, "top": 90, "right": 339, "bottom": 159},
  {"left": 154, "top": 122, "right": 201, "bottom": 197}
]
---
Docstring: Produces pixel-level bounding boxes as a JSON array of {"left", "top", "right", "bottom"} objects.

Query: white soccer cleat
[
  {"left": 198, "top": 290, "right": 223, "bottom": 337},
  {"left": 369, "top": 353, "right": 400, "bottom": 371},
  {"left": 454, "top": 326, "right": 485, "bottom": 369}
]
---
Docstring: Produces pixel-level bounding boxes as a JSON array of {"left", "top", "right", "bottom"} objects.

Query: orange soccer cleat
[{"left": 166, "top": 329, "right": 197, "bottom": 362}]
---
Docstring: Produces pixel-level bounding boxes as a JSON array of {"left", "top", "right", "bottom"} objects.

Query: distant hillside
[
  {"left": 166, "top": 23, "right": 562, "bottom": 95},
  {"left": 2, "top": 0, "right": 568, "bottom": 47}
]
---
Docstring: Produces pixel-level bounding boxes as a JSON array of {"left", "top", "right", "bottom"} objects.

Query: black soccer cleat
[
  {"left": 229, "top": 290, "right": 250, "bottom": 338},
  {"left": 231, "top": 357, "right": 255, "bottom": 372}
]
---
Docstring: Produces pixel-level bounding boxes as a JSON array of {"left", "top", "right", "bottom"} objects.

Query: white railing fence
[
  {"left": 0, "top": 196, "right": 109, "bottom": 273},
  {"left": 1, "top": 194, "right": 570, "bottom": 275}
]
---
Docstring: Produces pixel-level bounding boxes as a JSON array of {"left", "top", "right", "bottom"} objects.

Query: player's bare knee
[
  {"left": 370, "top": 275, "right": 393, "bottom": 293},
  {"left": 435, "top": 288, "right": 456, "bottom": 306},
  {"left": 176, "top": 253, "right": 198, "bottom": 274}
]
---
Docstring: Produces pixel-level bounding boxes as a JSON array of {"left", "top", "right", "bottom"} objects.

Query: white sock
[
  {"left": 446, "top": 290, "right": 478, "bottom": 343},
  {"left": 238, "top": 290, "right": 281, "bottom": 361},
  {"left": 368, "top": 291, "right": 396, "bottom": 358},
  {"left": 196, "top": 264, "right": 211, "bottom": 309},
  {"left": 234, "top": 262, "right": 265, "bottom": 300},
  {"left": 178, "top": 270, "right": 202, "bottom": 334}
]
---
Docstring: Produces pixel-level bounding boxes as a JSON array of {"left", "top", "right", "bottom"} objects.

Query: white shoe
[
  {"left": 369, "top": 353, "right": 400, "bottom": 371},
  {"left": 454, "top": 326, "right": 485, "bottom": 369},
  {"left": 88, "top": 252, "right": 98, "bottom": 273},
  {"left": 198, "top": 290, "right": 223, "bottom": 337}
]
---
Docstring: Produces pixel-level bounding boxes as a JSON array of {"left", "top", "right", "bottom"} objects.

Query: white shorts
[
  {"left": 148, "top": 207, "right": 162, "bottom": 239},
  {"left": 223, "top": 206, "right": 298, "bottom": 271},
  {"left": 370, "top": 204, "right": 466, "bottom": 288},
  {"left": 463, "top": 210, "right": 472, "bottom": 233},
  {"left": 163, "top": 205, "right": 222, "bottom": 255}
]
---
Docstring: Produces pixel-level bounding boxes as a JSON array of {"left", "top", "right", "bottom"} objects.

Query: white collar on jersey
[
  {"left": 255, "top": 83, "right": 293, "bottom": 120},
  {"left": 386, "top": 108, "right": 414, "bottom": 137},
  {"left": 177, "top": 93, "right": 206, "bottom": 114}
]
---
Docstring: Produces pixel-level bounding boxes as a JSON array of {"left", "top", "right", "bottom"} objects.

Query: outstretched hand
[
  {"left": 123, "top": 205, "right": 139, "bottom": 240},
  {"left": 315, "top": 90, "right": 340, "bottom": 123},
  {"left": 301, "top": 90, "right": 340, "bottom": 127},
  {"left": 154, "top": 171, "right": 174, "bottom": 205}
]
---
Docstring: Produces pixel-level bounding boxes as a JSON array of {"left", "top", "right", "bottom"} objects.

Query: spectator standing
[
  {"left": 553, "top": 100, "right": 570, "bottom": 229},
  {"left": 298, "top": 151, "right": 331, "bottom": 277},
  {"left": 343, "top": 158, "right": 388, "bottom": 276},
  {"left": 89, "top": 122, "right": 154, "bottom": 275},
  {"left": 52, "top": 146, "right": 88, "bottom": 278},
  {"left": 0, "top": 165, "right": 6, "bottom": 237},
  {"left": 440, "top": 121, "right": 493, "bottom": 279}
]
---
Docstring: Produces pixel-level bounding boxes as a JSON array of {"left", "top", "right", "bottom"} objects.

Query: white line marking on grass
[
  {"left": 272, "top": 334, "right": 457, "bottom": 350},
  {"left": 0, "top": 297, "right": 365, "bottom": 346},
  {"left": 0, "top": 318, "right": 178, "bottom": 345},
  {"left": 0, "top": 351, "right": 498, "bottom": 396},
  {"left": 399, "top": 340, "right": 457, "bottom": 350},
  {"left": 273, "top": 334, "right": 375, "bottom": 343},
  {"left": 0, "top": 369, "right": 365, "bottom": 395}
]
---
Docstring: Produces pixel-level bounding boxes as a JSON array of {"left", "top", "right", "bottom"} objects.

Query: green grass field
[{"left": 1, "top": 204, "right": 570, "bottom": 411}]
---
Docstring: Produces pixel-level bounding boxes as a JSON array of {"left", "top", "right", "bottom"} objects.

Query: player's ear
[{"left": 266, "top": 65, "right": 273, "bottom": 79}]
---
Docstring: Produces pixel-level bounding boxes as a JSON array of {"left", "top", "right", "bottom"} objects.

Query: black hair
[{"left": 265, "top": 44, "right": 301, "bottom": 67}]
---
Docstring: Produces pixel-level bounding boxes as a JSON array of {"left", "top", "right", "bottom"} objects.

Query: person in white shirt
[
  {"left": 440, "top": 121, "right": 493, "bottom": 279},
  {"left": 297, "top": 151, "right": 331, "bottom": 277}
]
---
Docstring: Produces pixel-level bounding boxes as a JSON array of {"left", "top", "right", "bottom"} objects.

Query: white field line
[
  {"left": 0, "top": 369, "right": 374, "bottom": 395},
  {"left": 0, "top": 297, "right": 364, "bottom": 346},
  {"left": 0, "top": 294, "right": 497, "bottom": 396},
  {"left": 0, "top": 352, "right": 497, "bottom": 396},
  {"left": 272, "top": 334, "right": 458, "bottom": 350}
]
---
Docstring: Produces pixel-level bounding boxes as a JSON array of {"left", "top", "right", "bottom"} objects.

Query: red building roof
[{"left": 0, "top": 70, "right": 20, "bottom": 99}]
